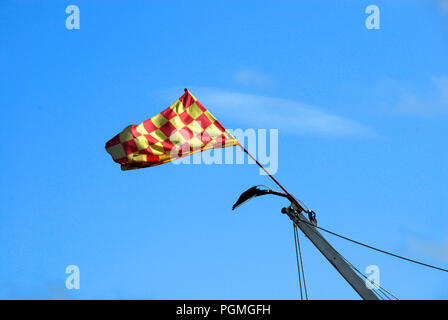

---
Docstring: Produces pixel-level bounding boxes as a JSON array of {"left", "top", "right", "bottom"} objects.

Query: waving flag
[{"left": 105, "top": 89, "right": 237, "bottom": 170}]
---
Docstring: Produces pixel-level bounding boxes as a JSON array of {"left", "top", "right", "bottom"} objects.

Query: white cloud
[
  {"left": 194, "top": 88, "right": 375, "bottom": 138},
  {"left": 439, "top": 0, "right": 448, "bottom": 14},
  {"left": 394, "top": 76, "right": 448, "bottom": 116},
  {"left": 408, "top": 236, "right": 448, "bottom": 263},
  {"left": 234, "top": 69, "right": 276, "bottom": 90},
  {"left": 373, "top": 76, "right": 448, "bottom": 117}
]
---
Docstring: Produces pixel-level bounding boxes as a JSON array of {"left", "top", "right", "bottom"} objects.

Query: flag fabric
[{"left": 105, "top": 89, "right": 237, "bottom": 170}]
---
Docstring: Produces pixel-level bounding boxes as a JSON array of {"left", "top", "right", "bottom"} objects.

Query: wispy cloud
[
  {"left": 377, "top": 76, "right": 448, "bottom": 116},
  {"left": 439, "top": 0, "right": 448, "bottom": 14},
  {"left": 1, "top": 281, "right": 70, "bottom": 299},
  {"left": 234, "top": 69, "right": 276, "bottom": 90},
  {"left": 193, "top": 88, "right": 375, "bottom": 138},
  {"left": 407, "top": 236, "right": 448, "bottom": 263},
  {"left": 396, "top": 76, "right": 448, "bottom": 116}
]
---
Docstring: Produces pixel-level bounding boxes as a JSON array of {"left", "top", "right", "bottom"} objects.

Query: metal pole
[
  {"left": 234, "top": 143, "right": 379, "bottom": 299},
  {"left": 284, "top": 204, "right": 380, "bottom": 300}
]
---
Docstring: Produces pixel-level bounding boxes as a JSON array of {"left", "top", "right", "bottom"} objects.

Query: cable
[
  {"left": 298, "top": 218, "right": 448, "bottom": 273},
  {"left": 296, "top": 215, "right": 398, "bottom": 300},
  {"left": 342, "top": 256, "right": 399, "bottom": 300},
  {"left": 293, "top": 223, "right": 303, "bottom": 300},
  {"left": 295, "top": 225, "right": 308, "bottom": 299},
  {"left": 237, "top": 142, "right": 306, "bottom": 213},
  {"left": 293, "top": 196, "right": 310, "bottom": 212},
  {"left": 264, "top": 182, "right": 448, "bottom": 273}
]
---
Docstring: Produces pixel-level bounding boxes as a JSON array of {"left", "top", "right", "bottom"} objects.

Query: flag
[{"left": 105, "top": 89, "right": 237, "bottom": 170}]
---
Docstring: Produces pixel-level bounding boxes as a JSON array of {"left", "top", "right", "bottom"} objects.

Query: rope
[
  {"left": 298, "top": 218, "right": 448, "bottom": 273},
  {"left": 342, "top": 256, "right": 399, "bottom": 300},
  {"left": 296, "top": 215, "right": 398, "bottom": 300},
  {"left": 293, "top": 224, "right": 303, "bottom": 300},
  {"left": 237, "top": 142, "right": 306, "bottom": 213},
  {"left": 295, "top": 225, "right": 308, "bottom": 299}
]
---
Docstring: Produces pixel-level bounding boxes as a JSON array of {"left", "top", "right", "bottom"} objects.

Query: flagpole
[
  {"left": 235, "top": 142, "right": 380, "bottom": 300},
  {"left": 236, "top": 142, "right": 306, "bottom": 213}
]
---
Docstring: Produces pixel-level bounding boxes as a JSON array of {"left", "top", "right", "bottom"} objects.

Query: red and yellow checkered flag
[{"left": 105, "top": 89, "right": 237, "bottom": 170}]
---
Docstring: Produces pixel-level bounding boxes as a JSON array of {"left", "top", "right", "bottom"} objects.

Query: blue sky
[{"left": 0, "top": 0, "right": 447, "bottom": 299}]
